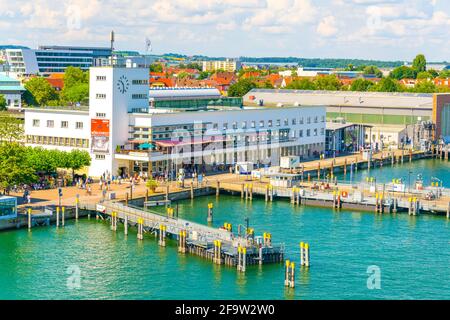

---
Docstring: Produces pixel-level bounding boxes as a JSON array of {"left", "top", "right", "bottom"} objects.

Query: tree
[
  {"left": 150, "top": 63, "right": 163, "bottom": 73},
  {"left": 198, "top": 71, "right": 211, "bottom": 80},
  {"left": 0, "top": 94, "right": 7, "bottom": 111},
  {"left": 61, "top": 67, "right": 89, "bottom": 105},
  {"left": 61, "top": 83, "right": 89, "bottom": 105},
  {"left": 0, "top": 143, "right": 37, "bottom": 190},
  {"left": 416, "top": 71, "right": 433, "bottom": 80},
  {"left": 390, "top": 66, "right": 417, "bottom": 80},
  {"left": 350, "top": 79, "right": 374, "bottom": 91},
  {"left": 228, "top": 79, "right": 257, "bottom": 97},
  {"left": 439, "top": 69, "right": 450, "bottom": 78},
  {"left": 65, "top": 149, "right": 91, "bottom": 179},
  {"left": 413, "top": 81, "right": 437, "bottom": 93},
  {"left": 0, "top": 113, "right": 23, "bottom": 143},
  {"left": 363, "top": 66, "right": 383, "bottom": 78},
  {"left": 286, "top": 78, "right": 317, "bottom": 90},
  {"left": 314, "top": 75, "right": 342, "bottom": 91},
  {"left": 63, "top": 66, "right": 89, "bottom": 89},
  {"left": 371, "top": 77, "right": 402, "bottom": 92},
  {"left": 412, "top": 54, "right": 427, "bottom": 73},
  {"left": 24, "top": 77, "right": 59, "bottom": 106},
  {"left": 177, "top": 72, "right": 190, "bottom": 79},
  {"left": 26, "top": 147, "right": 59, "bottom": 173}
]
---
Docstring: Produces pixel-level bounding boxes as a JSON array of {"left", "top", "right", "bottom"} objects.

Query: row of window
[
  {"left": 95, "top": 76, "right": 148, "bottom": 85},
  {"left": 26, "top": 135, "right": 89, "bottom": 148},
  {"left": 212, "top": 117, "right": 325, "bottom": 130},
  {"left": 32, "top": 119, "right": 84, "bottom": 129}
]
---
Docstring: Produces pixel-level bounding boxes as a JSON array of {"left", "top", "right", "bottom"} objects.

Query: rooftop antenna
[
  {"left": 145, "top": 37, "right": 152, "bottom": 69},
  {"left": 110, "top": 30, "right": 115, "bottom": 51}
]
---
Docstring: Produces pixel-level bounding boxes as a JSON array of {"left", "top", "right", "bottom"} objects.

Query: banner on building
[{"left": 91, "top": 119, "right": 110, "bottom": 153}]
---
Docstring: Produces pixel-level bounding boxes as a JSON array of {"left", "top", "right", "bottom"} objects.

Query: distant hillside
[{"left": 239, "top": 57, "right": 405, "bottom": 68}]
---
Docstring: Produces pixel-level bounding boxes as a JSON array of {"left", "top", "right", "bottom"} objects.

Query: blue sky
[{"left": 1, "top": 0, "right": 449, "bottom": 61}]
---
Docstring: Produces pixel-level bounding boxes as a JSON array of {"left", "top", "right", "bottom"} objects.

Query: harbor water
[{"left": 0, "top": 160, "right": 449, "bottom": 300}]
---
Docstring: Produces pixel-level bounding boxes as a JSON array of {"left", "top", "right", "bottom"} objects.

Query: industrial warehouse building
[
  {"left": 244, "top": 89, "right": 450, "bottom": 146},
  {"left": 24, "top": 66, "right": 326, "bottom": 178}
]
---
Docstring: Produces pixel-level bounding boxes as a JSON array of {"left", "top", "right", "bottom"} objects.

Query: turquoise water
[
  {"left": 340, "top": 158, "right": 450, "bottom": 187},
  {"left": 0, "top": 160, "right": 449, "bottom": 300}
]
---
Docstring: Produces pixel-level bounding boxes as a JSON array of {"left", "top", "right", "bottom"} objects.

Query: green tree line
[{"left": 23, "top": 66, "right": 89, "bottom": 107}]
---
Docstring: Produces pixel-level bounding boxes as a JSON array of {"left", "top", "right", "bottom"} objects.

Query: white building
[
  {"left": 202, "top": 59, "right": 241, "bottom": 72},
  {"left": 24, "top": 66, "right": 326, "bottom": 178},
  {"left": 0, "top": 74, "right": 25, "bottom": 108}
]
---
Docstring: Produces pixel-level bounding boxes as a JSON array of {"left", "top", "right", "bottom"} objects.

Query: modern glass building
[{"left": 0, "top": 196, "right": 17, "bottom": 220}]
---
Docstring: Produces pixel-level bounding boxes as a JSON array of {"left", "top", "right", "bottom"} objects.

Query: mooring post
[
  {"left": 145, "top": 189, "right": 148, "bottom": 203},
  {"left": 75, "top": 194, "right": 79, "bottom": 220},
  {"left": 61, "top": 206, "right": 65, "bottom": 227},
  {"left": 207, "top": 203, "right": 213, "bottom": 223},
  {"left": 241, "top": 184, "right": 244, "bottom": 199},
  {"left": 124, "top": 214, "right": 128, "bottom": 235},
  {"left": 125, "top": 193, "right": 129, "bottom": 206},
  {"left": 237, "top": 245, "right": 242, "bottom": 271},
  {"left": 242, "top": 247, "right": 246, "bottom": 272},
  {"left": 265, "top": 185, "right": 269, "bottom": 202},
  {"left": 216, "top": 180, "right": 220, "bottom": 197},
  {"left": 284, "top": 260, "right": 290, "bottom": 287},
  {"left": 344, "top": 158, "right": 347, "bottom": 175},
  {"left": 165, "top": 185, "right": 169, "bottom": 202},
  {"left": 137, "top": 218, "right": 144, "bottom": 240},
  {"left": 446, "top": 202, "right": 450, "bottom": 219},
  {"left": 159, "top": 224, "right": 166, "bottom": 246},
  {"left": 27, "top": 208, "right": 32, "bottom": 231},
  {"left": 304, "top": 243, "right": 310, "bottom": 267},
  {"left": 190, "top": 181, "right": 194, "bottom": 199},
  {"left": 56, "top": 206, "right": 60, "bottom": 227},
  {"left": 290, "top": 262, "right": 295, "bottom": 288},
  {"left": 317, "top": 163, "right": 320, "bottom": 181},
  {"left": 300, "top": 242, "right": 304, "bottom": 266}
]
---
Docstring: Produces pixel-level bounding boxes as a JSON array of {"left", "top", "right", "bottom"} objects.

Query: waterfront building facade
[
  {"left": 244, "top": 89, "right": 447, "bottom": 147},
  {"left": 24, "top": 66, "right": 326, "bottom": 177}
]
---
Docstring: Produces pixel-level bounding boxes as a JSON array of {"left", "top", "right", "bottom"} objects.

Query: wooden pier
[
  {"left": 214, "top": 180, "right": 450, "bottom": 216},
  {"left": 97, "top": 201, "right": 284, "bottom": 271}
]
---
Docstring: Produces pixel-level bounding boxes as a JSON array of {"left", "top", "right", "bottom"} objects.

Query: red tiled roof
[{"left": 45, "top": 78, "right": 64, "bottom": 90}]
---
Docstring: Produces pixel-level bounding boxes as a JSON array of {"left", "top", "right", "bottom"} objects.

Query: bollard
[
  {"left": 27, "top": 208, "right": 32, "bottom": 231},
  {"left": 159, "top": 224, "right": 166, "bottom": 247},
  {"left": 290, "top": 262, "right": 295, "bottom": 288},
  {"left": 447, "top": 203, "right": 450, "bottom": 219},
  {"left": 304, "top": 243, "right": 310, "bottom": 267},
  {"left": 75, "top": 194, "right": 79, "bottom": 220},
  {"left": 300, "top": 242, "right": 304, "bottom": 266},
  {"left": 56, "top": 206, "right": 60, "bottom": 227},
  {"left": 178, "top": 230, "right": 187, "bottom": 253},
  {"left": 137, "top": 218, "right": 144, "bottom": 240},
  {"left": 207, "top": 203, "right": 213, "bottom": 223},
  {"left": 284, "top": 260, "right": 290, "bottom": 287}
]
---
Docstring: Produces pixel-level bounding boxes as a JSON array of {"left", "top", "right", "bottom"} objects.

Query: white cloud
[
  {"left": 0, "top": 0, "right": 449, "bottom": 60},
  {"left": 317, "top": 16, "right": 338, "bottom": 37}
]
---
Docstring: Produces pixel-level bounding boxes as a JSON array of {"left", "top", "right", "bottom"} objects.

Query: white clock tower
[{"left": 88, "top": 66, "right": 149, "bottom": 177}]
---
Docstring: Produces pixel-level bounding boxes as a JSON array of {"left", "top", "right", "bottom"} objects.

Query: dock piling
[
  {"left": 137, "top": 218, "right": 144, "bottom": 240},
  {"left": 207, "top": 203, "right": 214, "bottom": 223},
  {"left": 56, "top": 206, "right": 60, "bottom": 227},
  {"left": 75, "top": 194, "right": 79, "bottom": 220},
  {"left": 158, "top": 224, "right": 166, "bottom": 246},
  {"left": 124, "top": 214, "right": 128, "bottom": 235},
  {"left": 27, "top": 208, "right": 32, "bottom": 231},
  {"left": 190, "top": 181, "right": 194, "bottom": 199}
]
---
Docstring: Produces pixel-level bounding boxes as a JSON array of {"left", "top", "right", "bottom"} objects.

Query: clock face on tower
[{"left": 116, "top": 75, "right": 130, "bottom": 94}]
